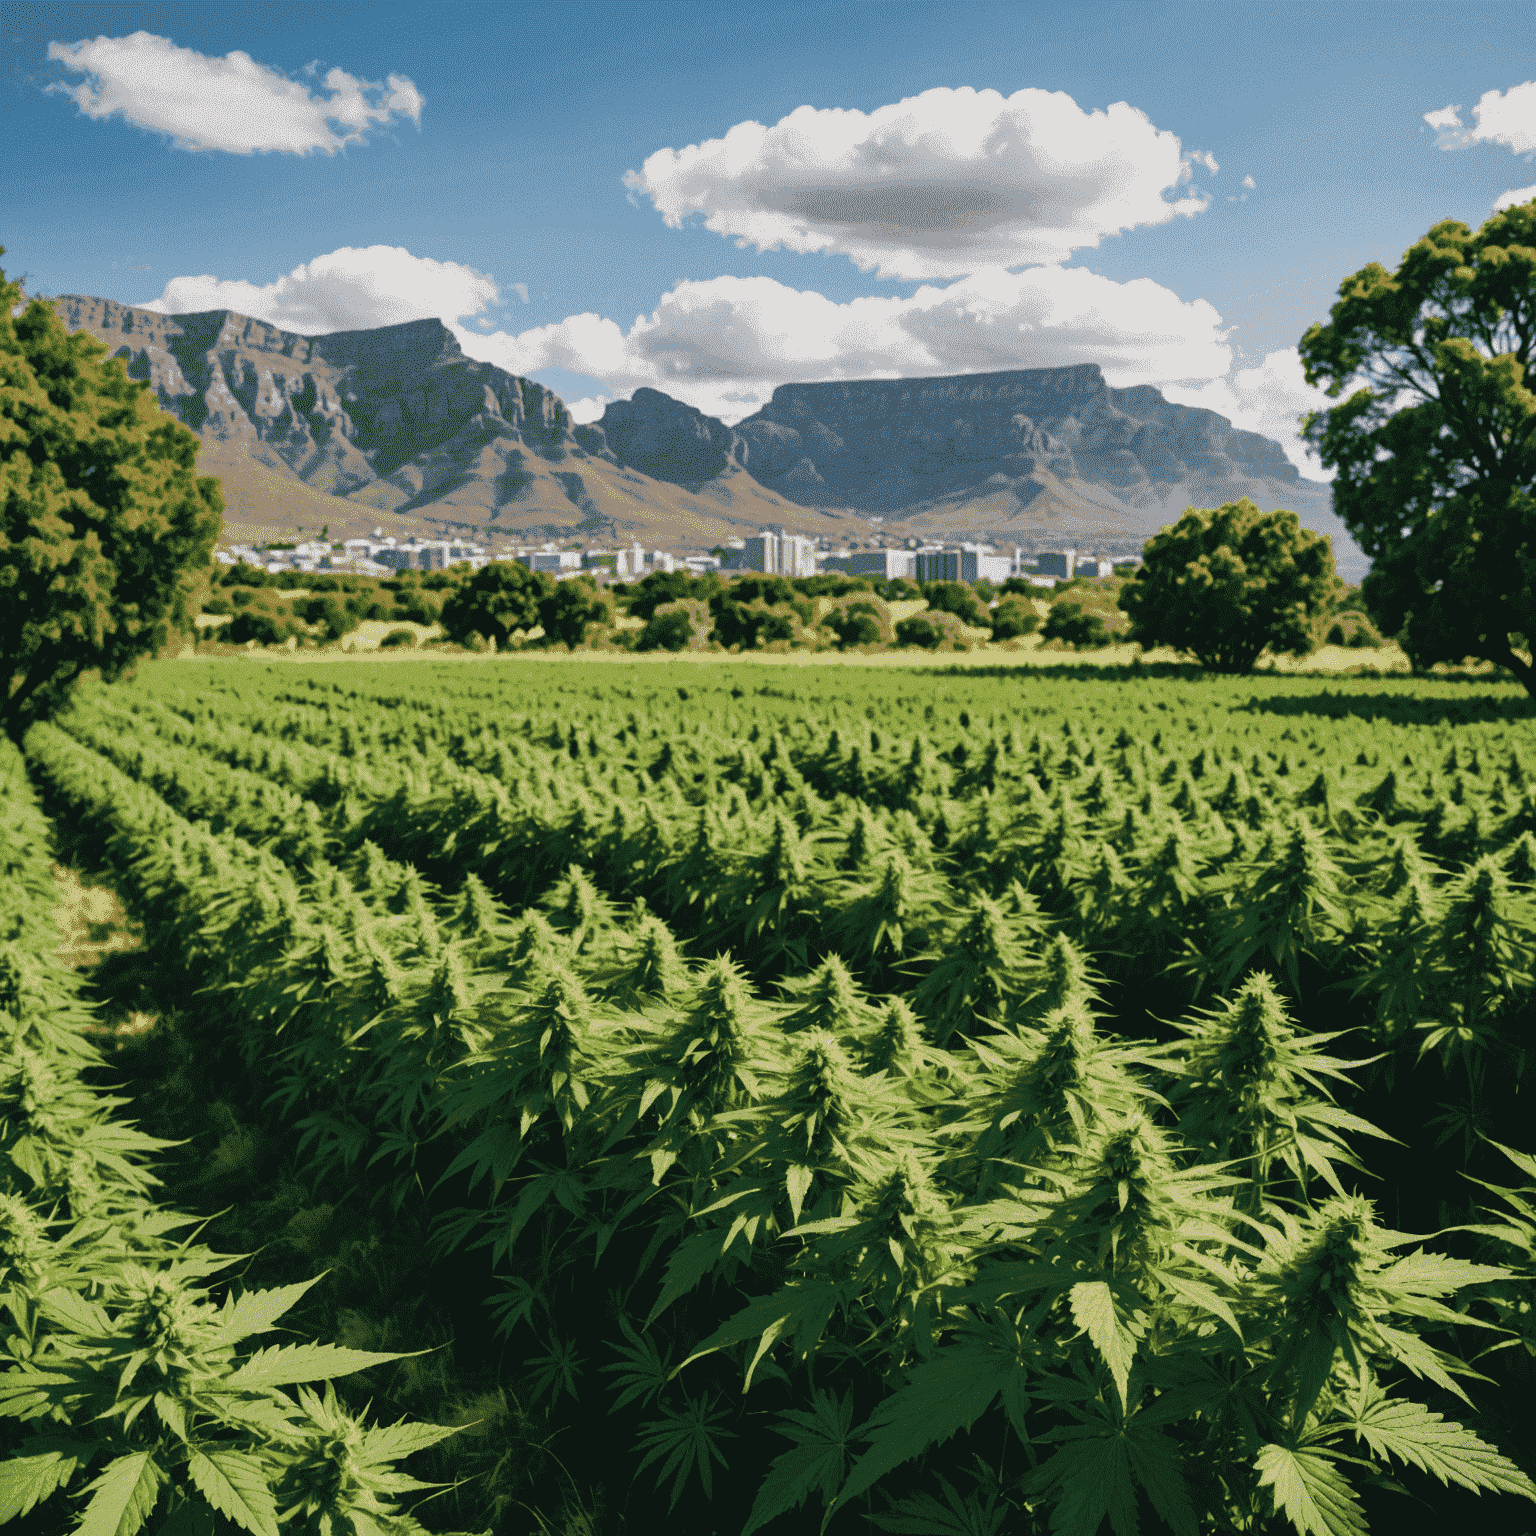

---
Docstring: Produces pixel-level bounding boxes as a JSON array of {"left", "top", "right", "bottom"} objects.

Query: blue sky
[{"left": 4, "top": 0, "right": 1534, "bottom": 470}]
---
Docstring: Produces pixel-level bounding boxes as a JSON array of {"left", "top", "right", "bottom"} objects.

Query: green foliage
[
  {"left": 1299, "top": 197, "right": 1536, "bottom": 692},
  {"left": 921, "top": 582, "right": 988, "bottom": 627},
  {"left": 822, "top": 594, "right": 895, "bottom": 649},
  {"left": 1122, "top": 499, "right": 1344, "bottom": 672},
  {"left": 440, "top": 560, "right": 552, "bottom": 647},
  {"left": 537, "top": 576, "right": 616, "bottom": 649},
  {"left": 638, "top": 598, "right": 711, "bottom": 652},
  {"left": 988, "top": 596, "right": 1040, "bottom": 640},
  {"left": 1041, "top": 586, "right": 1125, "bottom": 650},
  {"left": 0, "top": 253, "right": 221, "bottom": 737},
  {"left": 18, "top": 660, "right": 1536, "bottom": 1536},
  {"left": 895, "top": 611, "right": 971, "bottom": 651}
]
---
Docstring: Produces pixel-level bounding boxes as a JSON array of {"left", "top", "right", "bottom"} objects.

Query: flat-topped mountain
[
  {"left": 48, "top": 297, "right": 862, "bottom": 549},
  {"left": 51, "top": 296, "right": 1359, "bottom": 572},
  {"left": 593, "top": 366, "right": 1362, "bottom": 575}
]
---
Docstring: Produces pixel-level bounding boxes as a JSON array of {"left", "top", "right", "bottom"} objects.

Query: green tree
[
  {"left": 0, "top": 255, "right": 221, "bottom": 737},
  {"left": 538, "top": 574, "right": 616, "bottom": 647},
  {"left": 989, "top": 595, "right": 1040, "bottom": 639},
  {"left": 921, "top": 580, "right": 987, "bottom": 626},
  {"left": 440, "top": 559, "right": 552, "bottom": 647},
  {"left": 1299, "top": 199, "right": 1536, "bottom": 690},
  {"left": 1121, "top": 499, "right": 1343, "bottom": 672}
]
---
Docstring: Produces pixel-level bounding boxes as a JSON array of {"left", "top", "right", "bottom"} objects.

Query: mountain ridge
[
  {"left": 47, "top": 297, "right": 869, "bottom": 550},
  {"left": 589, "top": 365, "right": 1361, "bottom": 573},
  {"left": 49, "top": 296, "right": 1361, "bottom": 575}
]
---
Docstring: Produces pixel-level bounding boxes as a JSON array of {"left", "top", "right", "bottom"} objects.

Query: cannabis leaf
[
  {"left": 1255, "top": 1444, "right": 1367, "bottom": 1536},
  {"left": 633, "top": 1390, "right": 736, "bottom": 1513},
  {"left": 742, "top": 1388, "right": 853, "bottom": 1536}
]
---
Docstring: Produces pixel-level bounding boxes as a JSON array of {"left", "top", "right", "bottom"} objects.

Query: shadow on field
[
  {"left": 928, "top": 660, "right": 1215, "bottom": 683},
  {"left": 1238, "top": 690, "right": 1536, "bottom": 725}
]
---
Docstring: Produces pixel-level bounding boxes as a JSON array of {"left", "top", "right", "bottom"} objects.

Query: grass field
[{"left": 13, "top": 656, "right": 1536, "bottom": 1536}]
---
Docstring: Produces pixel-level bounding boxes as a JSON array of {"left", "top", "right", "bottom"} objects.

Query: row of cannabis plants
[
  {"left": 20, "top": 712, "right": 1536, "bottom": 1536},
  {"left": 0, "top": 733, "right": 485, "bottom": 1536}
]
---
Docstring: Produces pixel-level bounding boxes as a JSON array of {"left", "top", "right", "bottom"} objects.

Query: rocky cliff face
[
  {"left": 727, "top": 365, "right": 1304, "bottom": 511},
  {"left": 49, "top": 298, "right": 847, "bottom": 549},
  {"left": 594, "top": 365, "right": 1361, "bottom": 573}
]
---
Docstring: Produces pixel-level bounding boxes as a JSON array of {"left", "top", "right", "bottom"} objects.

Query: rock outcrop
[
  {"left": 595, "top": 365, "right": 1361, "bottom": 574},
  {"left": 48, "top": 298, "right": 857, "bottom": 549}
]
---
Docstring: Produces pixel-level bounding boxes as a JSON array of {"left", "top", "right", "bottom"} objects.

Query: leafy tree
[
  {"left": 822, "top": 594, "right": 893, "bottom": 649},
  {"left": 440, "top": 559, "right": 552, "bottom": 647},
  {"left": 1121, "top": 499, "right": 1343, "bottom": 672},
  {"left": 626, "top": 569, "right": 720, "bottom": 621},
  {"left": 537, "top": 574, "right": 616, "bottom": 647},
  {"left": 1299, "top": 198, "right": 1536, "bottom": 691},
  {"left": 638, "top": 598, "right": 710, "bottom": 651},
  {"left": 0, "top": 255, "right": 221, "bottom": 737},
  {"left": 990, "top": 595, "right": 1040, "bottom": 639},
  {"left": 1042, "top": 585, "right": 1127, "bottom": 649},
  {"left": 895, "top": 611, "right": 970, "bottom": 650},
  {"left": 921, "top": 580, "right": 987, "bottom": 626}
]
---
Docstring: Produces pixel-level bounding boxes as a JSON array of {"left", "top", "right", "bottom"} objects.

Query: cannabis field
[{"left": 5, "top": 657, "right": 1536, "bottom": 1536}]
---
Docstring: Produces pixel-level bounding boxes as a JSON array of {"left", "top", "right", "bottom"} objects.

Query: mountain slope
[
  {"left": 48, "top": 297, "right": 869, "bottom": 550},
  {"left": 593, "top": 367, "right": 1363, "bottom": 575}
]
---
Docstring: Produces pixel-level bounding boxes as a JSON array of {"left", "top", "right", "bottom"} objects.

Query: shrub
[
  {"left": 441, "top": 561, "right": 552, "bottom": 648},
  {"left": 390, "top": 585, "right": 447, "bottom": 625},
  {"left": 625, "top": 569, "right": 722, "bottom": 621},
  {"left": 225, "top": 591, "right": 303, "bottom": 645},
  {"left": 990, "top": 596, "right": 1040, "bottom": 639},
  {"left": 821, "top": 594, "right": 894, "bottom": 649},
  {"left": 537, "top": 576, "right": 617, "bottom": 648},
  {"left": 638, "top": 597, "right": 712, "bottom": 651},
  {"left": 713, "top": 597, "right": 810, "bottom": 650},
  {"left": 379, "top": 627, "right": 418, "bottom": 649},
  {"left": 296, "top": 593, "right": 362, "bottom": 642},
  {"left": 921, "top": 580, "right": 988, "bottom": 626},
  {"left": 895, "top": 610, "right": 970, "bottom": 650},
  {"left": 1040, "top": 586, "right": 1128, "bottom": 649}
]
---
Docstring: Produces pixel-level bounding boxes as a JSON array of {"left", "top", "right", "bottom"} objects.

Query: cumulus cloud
[
  {"left": 1424, "top": 80, "right": 1536, "bottom": 154},
  {"left": 1494, "top": 183, "right": 1536, "bottom": 212},
  {"left": 46, "top": 31, "right": 422, "bottom": 153},
  {"left": 455, "top": 266, "right": 1232, "bottom": 421},
  {"left": 624, "top": 86, "right": 1215, "bottom": 281},
  {"left": 1242, "top": 175, "right": 1256, "bottom": 189},
  {"left": 144, "top": 245, "right": 498, "bottom": 332},
  {"left": 1163, "top": 347, "right": 1334, "bottom": 481}
]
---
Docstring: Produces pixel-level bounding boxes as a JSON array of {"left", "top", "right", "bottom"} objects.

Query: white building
[
  {"left": 740, "top": 528, "right": 817, "bottom": 577},
  {"left": 914, "top": 548, "right": 1012, "bottom": 584}
]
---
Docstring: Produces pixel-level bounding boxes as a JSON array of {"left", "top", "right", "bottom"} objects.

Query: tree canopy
[
  {"left": 1121, "top": 499, "right": 1342, "bottom": 672},
  {"left": 1299, "top": 198, "right": 1536, "bottom": 690},
  {"left": 439, "top": 559, "right": 552, "bottom": 647},
  {"left": 0, "top": 254, "right": 222, "bottom": 737}
]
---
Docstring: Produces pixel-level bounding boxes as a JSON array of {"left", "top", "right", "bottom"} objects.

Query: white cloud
[
  {"left": 456, "top": 265, "right": 1232, "bottom": 421},
  {"left": 1188, "top": 150, "right": 1220, "bottom": 174},
  {"left": 1425, "top": 80, "right": 1536, "bottom": 154},
  {"left": 144, "top": 245, "right": 498, "bottom": 332},
  {"left": 1163, "top": 347, "right": 1335, "bottom": 481},
  {"left": 624, "top": 86, "right": 1214, "bottom": 281},
  {"left": 46, "top": 31, "right": 422, "bottom": 154},
  {"left": 1242, "top": 174, "right": 1256, "bottom": 189},
  {"left": 1494, "top": 183, "right": 1536, "bottom": 212},
  {"left": 511, "top": 283, "right": 530, "bottom": 303}
]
